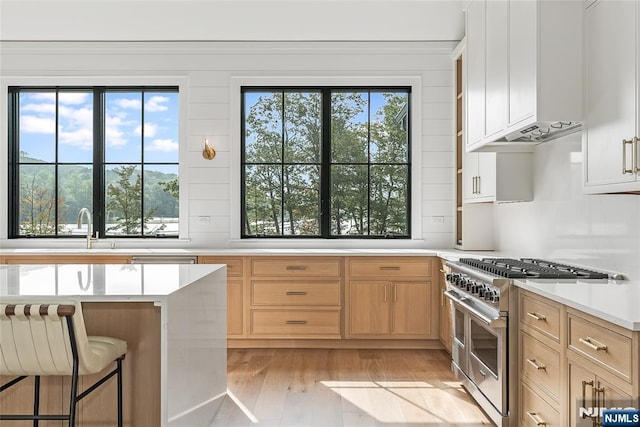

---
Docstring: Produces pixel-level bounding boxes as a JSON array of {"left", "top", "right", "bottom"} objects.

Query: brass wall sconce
[{"left": 202, "top": 138, "right": 216, "bottom": 160}]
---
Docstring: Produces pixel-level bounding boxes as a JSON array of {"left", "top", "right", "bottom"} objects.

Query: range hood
[{"left": 502, "top": 121, "right": 581, "bottom": 143}]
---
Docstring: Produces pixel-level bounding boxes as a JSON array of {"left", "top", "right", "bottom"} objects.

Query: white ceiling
[{"left": 0, "top": 0, "right": 464, "bottom": 42}]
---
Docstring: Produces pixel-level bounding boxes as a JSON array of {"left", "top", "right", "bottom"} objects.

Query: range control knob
[
  {"left": 446, "top": 273, "right": 453, "bottom": 282},
  {"left": 477, "top": 285, "right": 486, "bottom": 297},
  {"left": 485, "top": 290, "right": 496, "bottom": 301},
  {"left": 470, "top": 282, "right": 479, "bottom": 293}
]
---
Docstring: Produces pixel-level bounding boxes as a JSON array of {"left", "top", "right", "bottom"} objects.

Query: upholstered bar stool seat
[{"left": 0, "top": 300, "right": 127, "bottom": 426}]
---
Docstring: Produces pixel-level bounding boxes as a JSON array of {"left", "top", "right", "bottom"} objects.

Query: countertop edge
[{"left": 513, "top": 279, "right": 640, "bottom": 332}]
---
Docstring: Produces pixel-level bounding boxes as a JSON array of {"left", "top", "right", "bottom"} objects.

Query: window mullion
[
  {"left": 93, "top": 88, "right": 105, "bottom": 238},
  {"left": 321, "top": 89, "right": 332, "bottom": 238},
  {"left": 141, "top": 90, "right": 146, "bottom": 236},
  {"left": 8, "top": 89, "right": 19, "bottom": 237}
]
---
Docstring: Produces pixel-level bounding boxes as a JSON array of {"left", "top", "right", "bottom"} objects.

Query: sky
[{"left": 18, "top": 90, "right": 179, "bottom": 165}]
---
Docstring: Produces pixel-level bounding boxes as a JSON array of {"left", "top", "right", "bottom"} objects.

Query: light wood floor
[{"left": 211, "top": 349, "right": 493, "bottom": 426}]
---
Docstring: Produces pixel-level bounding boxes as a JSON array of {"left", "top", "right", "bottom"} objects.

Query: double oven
[
  {"left": 444, "top": 257, "right": 610, "bottom": 426},
  {"left": 444, "top": 261, "right": 516, "bottom": 427}
]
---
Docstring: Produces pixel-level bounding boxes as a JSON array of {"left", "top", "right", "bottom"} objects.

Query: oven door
[
  {"left": 467, "top": 311, "right": 507, "bottom": 413},
  {"left": 444, "top": 289, "right": 508, "bottom": 415}
]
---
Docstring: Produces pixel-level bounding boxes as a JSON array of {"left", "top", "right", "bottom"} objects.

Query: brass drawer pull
[
  {"left": 285, "top": 320, "right": 307, "bottom": 325},
  {"left": 286, "top": 266, "right": 307, "bottom": 270},
  {"left": 285, "top": 291, "right": 308, "bottom": 296},
  {"left": 526, "top": 312, "right": 547, "bottom": 321},
  {"left": 526, "top": 411, "right": 547, "bottom": 426},
  {"left": 579, "top": 337, "right": 608, "bottom": 352},
  {"left": 380, "top": 266, "right": 401, "bottom": 271},
  {"left": 526, "top": 358, "right": 546, "bottom": 370},
  {"left": 623, "top": 138, "right": 635, "bottom": 174},
  {"left": 634, "top": 136, "right": 639, "bottom": 173}
]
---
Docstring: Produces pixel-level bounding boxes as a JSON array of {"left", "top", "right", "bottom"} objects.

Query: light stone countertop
[
  {"left": 2, "top": 248, "right": 638, "bottom": 330},
  {"left": 0, "top": 263, "right": 223, "bottom": 302}
]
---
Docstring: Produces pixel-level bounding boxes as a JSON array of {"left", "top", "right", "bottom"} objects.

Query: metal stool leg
[
  {"left": 117, "top": 358, "right": 123, "bottom": 427},
  {"left": 33, "top": 375, "right": 40, "bottom": 427},
  {"left": 68, "top": 364, "right": 79, "bottom": 426}
]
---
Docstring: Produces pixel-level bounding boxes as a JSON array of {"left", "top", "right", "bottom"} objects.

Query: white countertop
[
  {"left": 0, "top": 247, "right": 445, "bottom": 256},
  {"left": 0, "top": 264, "right": 224, "bottom": 302},
  {"left": 514, "top": 278, "right": 640, "bottom": 331}
]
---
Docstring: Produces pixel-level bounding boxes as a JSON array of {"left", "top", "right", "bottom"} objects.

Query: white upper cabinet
[
  {"left": 583, "top": 0, "right": 640, "bottom": 193},
  {"left": 465, "top": 0, "right": 486, "bottom": 148},
  {"left": 465, "top": 0, "right": 583, "bottom": 151},
  {"left": 484, "top": 0, "right": 508, "bottom": 138}
]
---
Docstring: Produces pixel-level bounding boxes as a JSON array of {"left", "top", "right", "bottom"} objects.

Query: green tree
[
  {"left": 106, "top": 165, "right": 155, "bottom": 235},
  {"left": 19, "top": 168, "right": 60, "bottom": 235}
]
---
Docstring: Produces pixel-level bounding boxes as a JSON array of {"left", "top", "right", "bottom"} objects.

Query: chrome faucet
[{"left": 77, "top": 208, "right": 99, "bottom": 249}]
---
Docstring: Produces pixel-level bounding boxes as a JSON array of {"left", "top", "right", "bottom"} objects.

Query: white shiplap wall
[{"left": 0, "top": 41, "right": 456, "bottom": 249}]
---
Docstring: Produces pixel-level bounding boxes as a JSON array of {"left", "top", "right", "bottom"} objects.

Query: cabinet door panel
[
  {"left": 508, "top": 0, "right": 537, "bottom": 125},
  {"left": 484, "top": 0, "right": 508, "bottom": 137},
  {"left": 227, "top": 279, "right": 244, "bottom": 336},
  {"left": 466, "top": 0, "right": 486, "bottom": 147},
  {"left": 584, "top": 0, "right": 637, "bottom": 187},
  {"left": 568, "top": 361, "right": 597, "bottom": 427},
  {"left": 392, "top": 281, "right": 431, "bottom": 336},
  {"left": 348, "top": 282, "right": 390, "bottom": 336}
]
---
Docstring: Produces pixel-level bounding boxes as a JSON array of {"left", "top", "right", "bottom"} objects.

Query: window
[
  {"left": 241, "top": 87, "right": 411, "bottom": 238},
  {"left": 8, "top": 86, "right": 180, "bottom": 238}
]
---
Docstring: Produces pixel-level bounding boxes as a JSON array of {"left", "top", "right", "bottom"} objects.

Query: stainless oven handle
[{"left": 443, "top": 290, "right": 506, "bottom": 328}]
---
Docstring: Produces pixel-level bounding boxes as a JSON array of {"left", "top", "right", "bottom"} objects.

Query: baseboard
[{"left": 227, "top": 338, "right": 444, "bottom": 350}]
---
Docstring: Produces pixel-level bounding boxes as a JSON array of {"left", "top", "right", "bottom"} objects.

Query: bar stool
[{"left": 0, "top": 301, "right": 127, "bottom": 426}]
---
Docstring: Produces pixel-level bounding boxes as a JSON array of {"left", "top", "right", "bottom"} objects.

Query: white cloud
[
  {"left": 145, "top": 96, "right": 169, "bottom": 112},
  {"left": 58, "top": 93, "right": 90, "bottom": 105},
  {"left": 114, "top": 98, "right": 141, "bottom": 110},
  {"left": 59, "top": 127, "right": 93, "bottom": 149},
  {"left": 147, "top": 138, "right": 178, "bottom": 152},
  {"left": 20, "top": 116, "right": 55, "bottom": 134},
  {"left": 21, "top": 103, "right": 55, "bottom": 114},
  {"left": 59, "top": 105, "right": 93, "bottom": 123},
  {"left": 105, "top": 115, "right": 128, "bottom": 147},
  {"left": 29, "top": 93, "right": 56, "bottom": 102},
  {"left": 134, "top": 122, "right": 158, "bottom": 137}
]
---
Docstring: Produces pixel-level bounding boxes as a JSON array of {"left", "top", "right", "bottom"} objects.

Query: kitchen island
[{"left": 0, "top": 263, "right": 227, "bottom": 426}]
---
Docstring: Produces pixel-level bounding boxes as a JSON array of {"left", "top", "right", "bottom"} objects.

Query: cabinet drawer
[
  {"left": 520, "top": 331, "right": 560, "bottom": 401},
  {"left": 251, "top": 258, "right": 341, "bottom": 277},
  {"left": 251, "top": 281, "right": 340, "bottom": 306},
  {"left": 568, "top": 312, "right": 632, "bottom": 381},
  {"left": 520, "top": 293, "right": 561, "bottom": 341},
  {"left": 520, "top": 382, "right": 561, "bottom": 427},
  {"left": 250, "top": 310, "right": 341, "bottom": 337},
  {"left": 348, "top": 258, "right": 431, "bottom": 278},
  {"left": 199, "top": 256, "right": 244, "bottom": 277}
]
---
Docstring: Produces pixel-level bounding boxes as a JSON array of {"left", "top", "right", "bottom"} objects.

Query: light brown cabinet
[
  {"left": 199, "top": 256, "right": 246, "bottom": 338},
  {"left": 438, "top": 260, "right": 453, "bottom": 353},
  {"left": 518, "top": 288, "right": 640, "bottom": 427},
  {"left": 568, "top": 358, "right": 634, "bottom": 427},
  {"left": 518, "top": 290, "right": 563, "bottom": 425},
  {"left": 247, "top": 257, "right": 342, "bottom": 339},
  {"left": 346, "top": 257, "right": 434, "bottom": 340}
]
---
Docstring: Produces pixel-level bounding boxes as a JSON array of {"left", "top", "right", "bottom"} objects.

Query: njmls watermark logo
[{"left": 578, "top": 407, "right": 640, "bottom": 426}]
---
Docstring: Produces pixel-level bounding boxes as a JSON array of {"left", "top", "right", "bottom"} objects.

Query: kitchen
[{"left": 0, "top": 0, "right": 639, "bottom": 426}]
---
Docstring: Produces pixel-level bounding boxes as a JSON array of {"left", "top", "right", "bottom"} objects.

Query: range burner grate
[{"left": 459, "top": 258, "right": 609, "bottom": 279}]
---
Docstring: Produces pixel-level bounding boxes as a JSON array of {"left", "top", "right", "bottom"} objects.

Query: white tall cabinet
[{"left": 583, "top": 0, "right": 640, "bottom": 193}]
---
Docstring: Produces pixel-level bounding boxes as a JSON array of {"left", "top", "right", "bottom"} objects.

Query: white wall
[
  {"left": 0, "top": 1, "right": 464, "bottom": 42},
  {"left": 0, "top": 41, "right": 457, "bottom": 249},
  {"left": 494, "top": 132, "right": 640, "bottom": 281}
]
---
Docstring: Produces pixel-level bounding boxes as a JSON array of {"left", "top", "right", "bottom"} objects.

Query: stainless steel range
[{"left": 444, "top": 258, "right": 609, "bottom": 427}]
